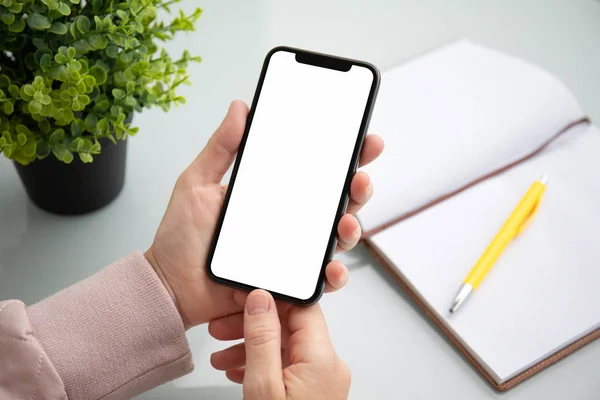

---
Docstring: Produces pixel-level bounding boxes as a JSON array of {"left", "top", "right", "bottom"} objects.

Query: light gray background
[{"left": 1, "top": 0, "right": 599, "bottom": 399}]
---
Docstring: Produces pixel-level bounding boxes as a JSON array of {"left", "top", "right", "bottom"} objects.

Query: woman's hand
[
  {"left": 213, "top": 290, "right": 351, "bottom": 400},
  {"left": 145, "top": 100, "right": 384, "bottom": 328}
]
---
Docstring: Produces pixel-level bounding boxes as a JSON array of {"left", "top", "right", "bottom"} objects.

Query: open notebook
[{"left": 357, "top": 39, "right": 600, "bottom": 391}]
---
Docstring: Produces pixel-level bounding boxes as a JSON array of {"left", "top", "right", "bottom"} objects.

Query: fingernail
[{"left": 247, "top": 291, "right": 270, "bottom": 315}]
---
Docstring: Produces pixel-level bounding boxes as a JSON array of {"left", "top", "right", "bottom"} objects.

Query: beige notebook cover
[{"left": 357, "top": 39, "right": 600, "bottom": 391}]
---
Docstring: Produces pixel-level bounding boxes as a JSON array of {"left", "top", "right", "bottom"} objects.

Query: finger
[
  {"left": 243, "top": 290, "right": 285, "bottom": 398},
  {"left": 209, "top": 304, "right": 292, "bottom": 343},
  {"left": 336, "top": 214, "right": 361, "bottom": 252},
  {"left": 324, "top": 260, "right": 349, "bottom": 293},
  {"left": 190, "top": 100, "right": 249, "bottom": 184},
  {"left": 346, "top": 172, "right": 373, "bottom": 215},
  {"left": 211, "top": 343, "right": 246, "bottom": 371},
  {"left": 358, "top": 134, "right": 384, "bottom": 168},
  {"left": 287, "top": 303, "right": 335, "bottom": 364},
  {"left": 226, "top": 367, "right": 245, "bottom": 384},
  {"left": 209, "top": 312, "right": 244, "bottom": 340},
  {"left": 234, "top": 289, "right": 249, "bottom": 308}
]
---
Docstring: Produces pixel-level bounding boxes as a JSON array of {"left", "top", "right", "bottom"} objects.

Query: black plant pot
[{"left": 14, "top": 137, "right": 128, "bottom": 215}]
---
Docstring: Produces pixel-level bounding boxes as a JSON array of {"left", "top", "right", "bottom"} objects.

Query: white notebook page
[
  {"left": 359, "top": 39, "right": 586, "bottom": 234},
  {"left": 368, "top": 123, "right": 600, "bottom": 382}
]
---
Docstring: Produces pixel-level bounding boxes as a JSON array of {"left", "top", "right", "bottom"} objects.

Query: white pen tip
[{"left": 539, "top": 173, "right": 549, "bottom": 185}]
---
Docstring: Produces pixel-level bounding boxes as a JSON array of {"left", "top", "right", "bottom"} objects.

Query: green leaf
[
  {"left": 79, "top": 94, "right": 90, "bottom": 105},
  {"left": 48, "top": 22, "right": 68, "bottom": 34},
  {"left": 49, "top": 129, "right": 65, "bottom": 143},
  {"left": 88, "top": 65, "right": 107, "bottom": 85},
  {"left": 52, "top": 145, "right": 73, "bottom": 163},
  {"left": 47, "top": 0, "right": 59, "bottom": 10},
  {"left": 28, "top": 100, "right": 42, "bottom": 113},
  {"left": 22, "top": 85, "right": 34, "bottom": 97},
  {"left": 112, "top": 88, "right": 125, "bottom": 100},
  {"left": 8, "top": 84, "right": 19, "bottom": 98},
  {"left": 95, "top": 59, "right": 110, "bottom": 72},
  {"left": 123, "top": 68, "right": 134, "bottom": 81},
  {"left": 70, "top": 119, "right": 84, "bottom": 136},
  {"left": 94, "top": 15, "right": 102, "bottom": 30},
  {"left": 28, "top": 13, "right": 51, "bottom": 30},
  {"left": 16, "top": 124, "right": 31, "bottom": 136},
  {"left": 73, "top": 39, "right": 91, "bottom": 54},
  {"left": 88, "top": 34, "right": 108, "bottom": 49},
  {"left": 97, "top": 117, "right": 109, "bottom": 131},
  {"left": 34, "top": 48, "right": 52, "bottom": 64},
  {"left": 17, "top": 133, "right": 27, "bottom": 145},
  {"left": 76, "top": 15, "right": 90, "bottom": 33},
  {"left": 69, "top": 137, "right": 83, "bottom": 151},
  {"left": 79, "top": 59, "right": 89, "bottom": 73},
  {"left": 93, "top": 100, "right": 109, "bottom": 113},
  {"left": 84, "top": 113, "right": 97, "bottom": 131},
  {"left": 126, "top": 80, "right": 135, "bottom": 93},
  {"left": 8, "top": 18, "right": 25, "bottom": 32},
  {"left": 113, "top": 71, "right": 126, "bottom": 87},
  {"left": 124, "top": 95, "right": 137, "bottom": 107},
  {"left": 8, "top": 2, "right": 21, "bottom": 13},
  {"left": 92, "top": 0, "right": 102, "bottom": 13},
  {"left": 69, "top": 60, "right": 82, "bottom": 72},
  {"left": 2, "top": 101, "right": 14, "bottom": 115},
  {"left": 1, "top": 11, "right": 15, "bottom": 25},
  {"left": 34, "top": 91, "right": 44, "bottom": 102},
  {"left": 40, "top": 54, "right": 52, "bottom": 71},
  {"left": 110, "top": 105, "right": 122, "bottom": 117},
  {"left": 71, "top": 98, "right": 82, "bottom": 111},
  {"left": 23, "top": 140, "right": 36, "bottom": 157},
  {"left": 54, "top": 53, "right": 68, "bottom": 64},
  {"left": 84, "top": 75, "right": 95, "bottom": 88},
  {"left": 116, "top": 9, "right": 127, "bottom": 20},
  {"left": 57, "top": 1, "right": 71, "bottom": 15},
  {"left": 0, "top": 75, "right": 9, "bottom": 88},
  {"left": 79, "top": 152, "right": 93, "bottom": 163},
  {"left": 119, "top": 51, "right": 133, "bottom": 64},
  {"left": 67, "top": 46, "right": 76, "bottom": 59},
  {"left": 70, "top": 0, "right": 80, "bottom": 4},
  {"left": 57, "top": 65, "right": 68, "bottom": 81},
  {"left": 36, "top": 140, "right": 51, "bottom": 158},
  {"left": 76, "top": 81, "right": 86, "bottom": 93},
  {"left": 91, "top": 141, "right": 101, "bottom": 153},
  {"left": 69, "top": 20, "right": 78, "bottom": 38}
]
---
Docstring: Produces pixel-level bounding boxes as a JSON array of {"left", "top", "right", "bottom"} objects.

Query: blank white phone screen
[{"left": 210, "top": 50, "right": 374, "bottom": 300}]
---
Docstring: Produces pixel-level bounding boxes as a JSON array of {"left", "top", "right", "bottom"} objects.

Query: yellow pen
[{"left": 449, "top": 174, "right": 548, "bottom": 313}]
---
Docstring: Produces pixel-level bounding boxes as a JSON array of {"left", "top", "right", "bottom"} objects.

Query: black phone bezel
[{"left": 206, "top": 46, "right": 381, "bottom": 305}]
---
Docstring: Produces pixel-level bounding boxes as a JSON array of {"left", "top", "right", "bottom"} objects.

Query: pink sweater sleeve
[{"left": 0, "top": 252, "right": 193, "bottom": 400}]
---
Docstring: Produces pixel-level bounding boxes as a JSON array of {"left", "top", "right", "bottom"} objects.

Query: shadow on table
[{"left": 139, "top": 383, "right": 241, "bottom": 400}]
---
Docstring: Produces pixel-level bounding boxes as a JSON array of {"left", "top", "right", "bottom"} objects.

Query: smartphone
[{"left": 207, "top": 46, "right": 380, "bottom": 305}]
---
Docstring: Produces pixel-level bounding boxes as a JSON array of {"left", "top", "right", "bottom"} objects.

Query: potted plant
[{"left": 0, "top": 0, "right": 201, "bottom": 214}]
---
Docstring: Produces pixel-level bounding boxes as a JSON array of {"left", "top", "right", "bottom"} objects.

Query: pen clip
[{"left": 516, "top": 199, "right": 541, "bottom": 237}]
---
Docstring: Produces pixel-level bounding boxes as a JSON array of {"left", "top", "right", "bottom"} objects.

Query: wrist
[{"left": 144, "top": 247, "right": 190, "bottom": 329}]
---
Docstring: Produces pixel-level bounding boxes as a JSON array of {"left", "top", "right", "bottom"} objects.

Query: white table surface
[{"left": 1, "top": 0, "right": 600, "bottom": 398}]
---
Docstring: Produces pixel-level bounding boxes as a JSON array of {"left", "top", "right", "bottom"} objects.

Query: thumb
[
  {"left": 243, "top": 290, "right": 285, "bottom": 400},
  {"left": 190, "top": 100, "right": 248, "bottom": 184}
]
